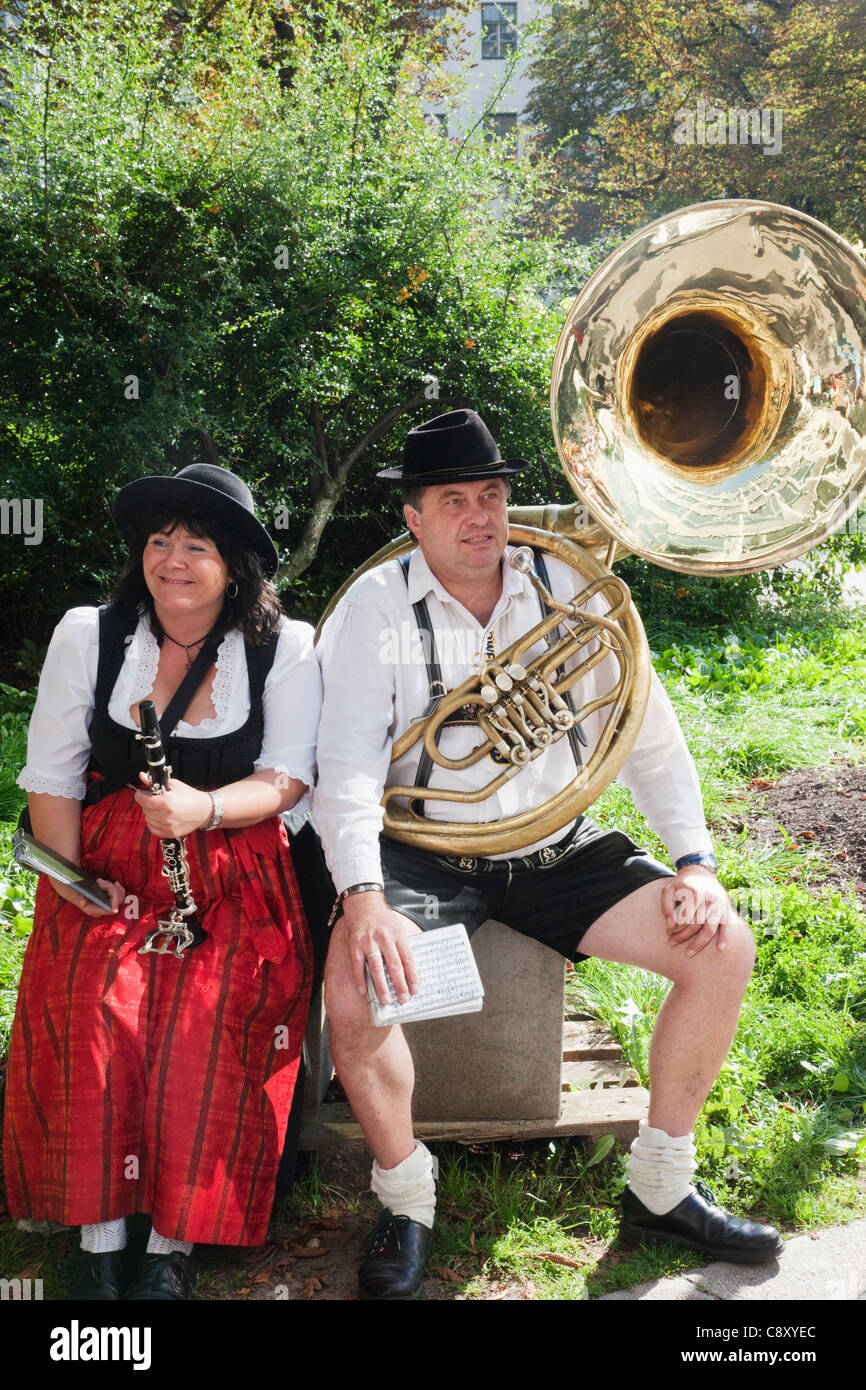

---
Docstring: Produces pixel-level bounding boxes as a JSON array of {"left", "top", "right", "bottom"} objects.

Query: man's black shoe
[
  {"left": 358, "top": 1209, "right": 434, "bottom": 1300},
  {"left": 126, "top": 1251, "right": 197, "bottom": 1301},
  {"left": 68, "top": 1250, "right": 126, "bottom": 1300},
  {"left": 620, "top": 1180, "right": 783, "bottom": 1264}
]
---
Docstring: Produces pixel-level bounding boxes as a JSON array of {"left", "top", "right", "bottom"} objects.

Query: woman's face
[{"left": 142, "top": 522, "right": 231, "bottom": 628}]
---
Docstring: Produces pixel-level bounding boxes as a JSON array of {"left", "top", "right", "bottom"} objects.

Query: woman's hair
[{"left": 112, "top": 505, "right": 282, "bottom": 646}]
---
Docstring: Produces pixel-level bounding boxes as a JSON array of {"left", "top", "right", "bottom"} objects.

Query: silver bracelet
[
  {"left": 204, "top": 791, "right": 224, "bottom": 831},
  {"left": 339, "top": 882, "right": 384, "bottom": 902}
]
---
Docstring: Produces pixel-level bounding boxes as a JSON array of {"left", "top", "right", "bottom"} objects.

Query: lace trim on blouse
[
  {"left": 126, "top": 622, "right": 237, "bottom": 734},
  {"left": 17, "top": 770, "right": 86, "bottom": 799}
]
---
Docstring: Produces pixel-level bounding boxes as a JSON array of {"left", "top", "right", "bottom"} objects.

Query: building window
[
  {"left": 485, "top": 111, "right": 518, "bottom": 139},
  {"left": 481, "top": 3, "right": 517, "bottom": 60}
]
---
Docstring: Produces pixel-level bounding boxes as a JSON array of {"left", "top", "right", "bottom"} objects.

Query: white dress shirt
[
  {"left": 313, "top": 546, "right": 713, "bottom": 893},
  {"left": 18, "top": 607, "right": 322, "bottom": 801}
]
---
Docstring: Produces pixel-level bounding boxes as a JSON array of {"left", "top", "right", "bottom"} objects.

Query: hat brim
[
  {"left": 377, "top": 457, "right": 533, "bottom": 486},
  {"left": 113, "top": 476, "right": 279, "bottom": 577}
]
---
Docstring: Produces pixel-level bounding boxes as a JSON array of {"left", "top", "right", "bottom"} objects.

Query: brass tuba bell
[{"left": 321, "top": 200, "right": 866, "bottom": 855}]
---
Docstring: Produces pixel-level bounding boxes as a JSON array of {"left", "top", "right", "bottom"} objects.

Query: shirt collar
[{"left": 405, "top": 544, "right": 535, "bottom": 609}]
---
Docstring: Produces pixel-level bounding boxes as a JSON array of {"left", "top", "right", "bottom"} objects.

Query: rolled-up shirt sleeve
[
  {"left": 312, "top": 597, "right": 396, "bottom": 894},
  {"left": 616, "top": 669, "right": 714, "bottom": 862},
  {"left": 17, "top": 606, "right": 100, "bottom": 800},
  {"left": 554, "top": 563, "right": 713, "bottom": 863},
  {"left": 256, "top": 620, "right": 322, "bottom": 790}
]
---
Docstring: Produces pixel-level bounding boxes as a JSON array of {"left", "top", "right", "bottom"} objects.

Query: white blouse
[{"left": 18, "top": 607, "right": 322, "bottom": 802}]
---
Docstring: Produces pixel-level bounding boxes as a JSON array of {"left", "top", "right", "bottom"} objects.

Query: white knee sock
[
  {"left": 627, "top": 1120, "right": 697, "bottom": 1215},
  {"left": 370, "top": 1141, "right": 437, "bottom": 1229},
  {"left": 80, "top": 1218, "right": 127, "bottom": 1254},
  {"left": 146, "top": 1227, "right": 193, "bottom": 1257}
]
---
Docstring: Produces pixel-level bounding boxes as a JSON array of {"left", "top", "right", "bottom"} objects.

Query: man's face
[{"left": 404, "top": 478, "right": 510, "bottom": 586}]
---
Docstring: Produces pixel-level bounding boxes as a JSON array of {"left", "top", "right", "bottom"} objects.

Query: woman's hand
[
  {"left": 134, "top": 773, "right": 212, "bottom": 838},
  {"left": 51, "top": 876, "right": 126, "bottom": 918}
]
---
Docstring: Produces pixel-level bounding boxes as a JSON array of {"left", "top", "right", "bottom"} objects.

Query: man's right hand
[{"left": 341, "top": 891, "right": 422, "bottom": 1006}]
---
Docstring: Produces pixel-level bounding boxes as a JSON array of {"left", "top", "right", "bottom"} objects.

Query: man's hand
[
  {"left": 134, "top": 772, "right": 212, "bottom": 839},
  {"left": 661, "top": 865, "right": 734, "bottom": 957},
  {"left": 341, "top": 891, "right": 421, "bottom": 1006}
]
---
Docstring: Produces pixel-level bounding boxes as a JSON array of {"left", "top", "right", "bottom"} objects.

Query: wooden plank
[
  {"left": 562, "top": 1020, "right": 622, "bottom": 1061},
  {"left": 561, "top": 1059, "right": 640, "bottom": 1089},
  {"left": 300, "top": 1087, "right": 649, "bottom": 1149}
]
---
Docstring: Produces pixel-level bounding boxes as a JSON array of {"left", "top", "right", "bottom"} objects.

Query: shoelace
[
  {"left": 694, "top": 1178, "right": 718, "bottom": 1206},
  {"left": 364, "top": 1213, "right": 404, "bottom": 1257}
]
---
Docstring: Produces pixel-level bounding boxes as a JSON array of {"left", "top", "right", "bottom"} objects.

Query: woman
[{"left": 4, "top": 462, "right": 321, "bottom": 1301}]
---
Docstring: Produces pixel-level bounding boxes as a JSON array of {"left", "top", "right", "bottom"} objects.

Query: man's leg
[
  {"left": 580, "top": 881, "right": 782, "bottom": 1261},
  {"left": 323, "top": 912, "right": 437, "bottom": 1299},
  {"left": 580, "top": 878, "right": 755, "bottom": 1135},
  {"left": 323, "top": 913, "right": 422, "bottom": 1170}
]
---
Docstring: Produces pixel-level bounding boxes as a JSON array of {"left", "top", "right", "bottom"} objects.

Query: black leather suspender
[{"left": 398, "top": 550, "right": 586, "bottom": 816}]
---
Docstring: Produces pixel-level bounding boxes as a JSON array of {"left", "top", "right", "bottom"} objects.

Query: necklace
[{"left": 162, "top": 630, "right": 210, "bottom": 669}]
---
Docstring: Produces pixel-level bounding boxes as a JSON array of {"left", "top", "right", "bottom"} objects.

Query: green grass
[{"left": 1, "top": 600, "right": 865, "bottom": 1298}]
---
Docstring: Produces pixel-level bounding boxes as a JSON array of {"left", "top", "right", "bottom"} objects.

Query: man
[{"left": 313, "top": 408, "right": 782, "bottom": 1300}]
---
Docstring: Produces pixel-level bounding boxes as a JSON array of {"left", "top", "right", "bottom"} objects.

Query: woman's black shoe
[
  {"left": 126, "top": 1252, "right": 197, "bottom": 1301},
  {"left": 358, "top": 1210, "right": 434, "bottom": 1300},
  {"left": 620, "top": 1180, "right": 783, "bottom": 1264},
  {"left": 69, "top": 1250, "right": 126, "bottom": 1301}
]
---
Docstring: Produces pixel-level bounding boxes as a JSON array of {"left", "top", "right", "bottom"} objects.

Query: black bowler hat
[
  {"left": 377, "top": 408, "right": 532, "bottom": 486},
  {"left": 113, "top": 463, "right": 279, "bottom": 576}
]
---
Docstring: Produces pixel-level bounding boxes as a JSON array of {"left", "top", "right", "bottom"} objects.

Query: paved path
[{"left": 595, "top": 1218, "right": 866, "bottom": 1300}]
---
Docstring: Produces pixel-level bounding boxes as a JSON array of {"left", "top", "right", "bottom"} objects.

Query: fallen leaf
[
  {"left": 529, "top": 1251, "right": 584, "bottom": 1269},
  {"left": 431, "top": 1265, "right": 462, "bottom": 1284},
  {"left": 290, "top": 1243, "right": 323, "bottom": 1258},
  {"left": 748, "top": 778, "right": 776, "bottom": 790},
  {"left": 303, "top": 1276, "right": 323, "bottom": 1299}
]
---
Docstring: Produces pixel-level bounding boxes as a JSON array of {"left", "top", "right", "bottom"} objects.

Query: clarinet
[{"left": 136, "top": 699, "right": 206, "bottom": 958}]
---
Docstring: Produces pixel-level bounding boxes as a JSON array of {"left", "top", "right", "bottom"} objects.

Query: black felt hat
[
  {"left": 377, "top": 408, "right": 532, "bottom": 486},
  {"left": 113, "top": 463, "right": 279, "bottom": 576}
]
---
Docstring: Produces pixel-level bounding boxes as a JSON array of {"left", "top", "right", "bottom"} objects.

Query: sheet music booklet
[
  {"left": 12, "top": 828, "right": 112, "bottom": 910},
  {"left": 366, "top": 923, "right": 484, "bottom": 1027}
]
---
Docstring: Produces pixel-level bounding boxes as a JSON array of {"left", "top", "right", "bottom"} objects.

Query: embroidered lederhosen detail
[
  {"left": 397, "top": 550, "right": 587, "bottom": 819},
  {"left": 84, "top": 606, "right": 280, "bottom": 803}
]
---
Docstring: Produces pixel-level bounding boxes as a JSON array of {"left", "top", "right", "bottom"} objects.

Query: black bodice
[{"left": 83, "top": 606, "right": 279, "bottom": 805}]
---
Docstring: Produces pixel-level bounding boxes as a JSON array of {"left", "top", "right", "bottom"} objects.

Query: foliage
[
  {"left": 525, "top": 0, "right": 866, "bottom": 240},
  {"left": 0, "top": 0, "right": 567, "bottom": 644},
  {"left": 0, "top": 821, "right": 35, "bottom": 1055}
]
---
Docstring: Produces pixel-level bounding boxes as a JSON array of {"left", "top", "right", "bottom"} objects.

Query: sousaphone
[{"left": 321, "top": 200, "right": 866, "bottom": 855}]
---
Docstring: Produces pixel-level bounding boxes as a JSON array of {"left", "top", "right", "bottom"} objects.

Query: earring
[{"left": 226, "top": 581, "right": 239, "bottom": 599}]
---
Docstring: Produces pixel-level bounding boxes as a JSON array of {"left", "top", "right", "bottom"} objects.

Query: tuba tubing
[{"left": 380, "top": 525, "right": 651, "bottom": 856}]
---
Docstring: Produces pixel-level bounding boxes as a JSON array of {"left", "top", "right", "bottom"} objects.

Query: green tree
[
  {"left": 0, "top": 0, "right": 566, "bottom": 646},
  {"left": 526, "top": 0, "right": 866, "bottom": 240}
]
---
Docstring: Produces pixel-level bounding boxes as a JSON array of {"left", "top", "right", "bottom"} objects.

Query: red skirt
[{"left": 3, "top": 790, "right": 313, "bottom": 1246}]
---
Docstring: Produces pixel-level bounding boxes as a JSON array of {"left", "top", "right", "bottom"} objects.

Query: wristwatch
[
  {"left": 339, "top": 882, "right": 384, "bottom": 902},
  {"left": 328, "top": 882, "right": 384, "bottom": 929},
  {"left": 675, "top": 851, "right": 719, "bottom": 873}
]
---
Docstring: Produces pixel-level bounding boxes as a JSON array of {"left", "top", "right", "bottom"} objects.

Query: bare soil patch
[{"left": 743, "top": 759, "right": 866, "bottom": 897}]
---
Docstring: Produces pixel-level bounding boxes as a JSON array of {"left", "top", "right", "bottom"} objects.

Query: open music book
[{"left": 366, "top": 923, "right": 484, "bottom": 1026}]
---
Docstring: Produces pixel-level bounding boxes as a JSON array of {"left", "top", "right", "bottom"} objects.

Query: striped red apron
[{"left": 3, "top": 789, "right": 313, "bottom": 1246}]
